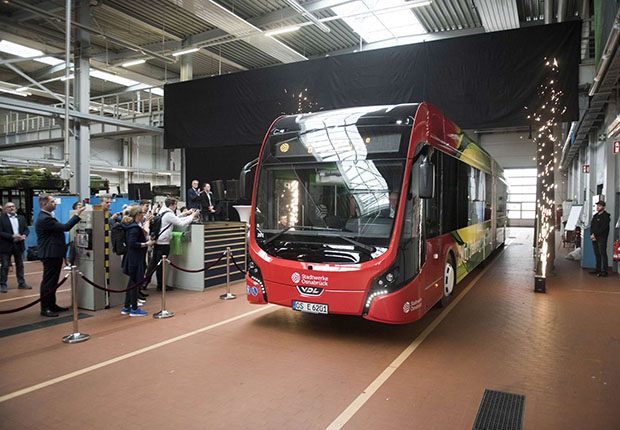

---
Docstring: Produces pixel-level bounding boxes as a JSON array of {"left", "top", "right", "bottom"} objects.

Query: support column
[
  {"left": 71, "top": 0, "right": 91, "bottom": 199},
  {"left": 179, "top": 50, "right": 193, "bottom": 193}
]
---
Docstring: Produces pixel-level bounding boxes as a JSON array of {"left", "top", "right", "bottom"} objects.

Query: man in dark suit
[
  {"left": 187, "top": 179, "right": 201, "bottom": 210},
  {"left": 0, "top": 202, "right": 30, "bottom": 293},
  {"left": 36, "top": 195, "right": 84, "bottom": 317},
  {"left": 199, "top": 182, "right": 216, "bottom": 221}
]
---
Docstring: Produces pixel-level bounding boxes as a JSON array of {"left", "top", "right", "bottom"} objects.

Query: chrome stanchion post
[
  {"left": 62, "top": 266, "right": 90, "bottom": 344},
  {"left": 154, "top": 255, "right": 174, "bottom": 318},
  {"left": 220, "top": 247, "right": 236, "bottom": 300}
]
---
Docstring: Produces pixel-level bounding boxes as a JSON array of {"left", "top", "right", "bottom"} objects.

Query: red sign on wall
[
  {"left": 582, "top": 164, "right": 590, "bottom": 173},
  {"left": 614, "top": 140, "right": 620, "bottom": 154}
]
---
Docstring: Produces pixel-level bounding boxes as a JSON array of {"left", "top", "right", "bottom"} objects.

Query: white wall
[{"left": 476, "top": 131, "right": 536, "bottom": 169}]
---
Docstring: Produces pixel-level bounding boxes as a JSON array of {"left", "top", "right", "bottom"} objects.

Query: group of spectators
[{"left": 0, "top": 194, "right": 200, "bottom": 318}]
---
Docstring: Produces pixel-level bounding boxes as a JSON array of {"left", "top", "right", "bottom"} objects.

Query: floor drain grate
[{"left": 472, "top": 389, "right": 525, "bottom": 430}]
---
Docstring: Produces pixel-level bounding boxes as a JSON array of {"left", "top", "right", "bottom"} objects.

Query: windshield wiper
[
  {"left": 291, "top": 226, "right": 376, "bottom": 254},
  {"left": 323, "top": 233, "right": 376, "bottom": 255},
  {"left": 262, "top": 225, "right": 375, "bottom": 255},
  {"left": 262, "top": 226, "right": 293, "bottom": 246}
]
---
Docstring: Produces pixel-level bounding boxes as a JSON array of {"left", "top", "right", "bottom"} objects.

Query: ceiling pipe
[
  {"left": 557, "top": 0, "right": 567, "bottom": 22},
  {"left": 282, "top": 0, "right": 331, "bottom": 33},
  {"left": 544, "top": 0, "right": 554, "bottom": 24}
]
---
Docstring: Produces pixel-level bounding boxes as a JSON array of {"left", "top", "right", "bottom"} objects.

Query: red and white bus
[{"left": 245, "top": 103, "right": 507, "bottom": 324}]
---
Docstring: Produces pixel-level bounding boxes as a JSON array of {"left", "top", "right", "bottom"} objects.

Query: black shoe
[
  {"left": 52, "top": 305, "right": 69, "bottom": 312},
  {"left": 0, "top": 285, "right": 6, "bottom": 293},
  {"left": 597, "top": 272, "right": 608, "bottom": 277},
  {"left": 18, "top": 284, "right": 32, "bottom": 290},
  {"left": 589, "top": 270, "right": 599, "bottom": 275},
  {"left": 40, "top": 309, "right": 59, "bottom": 317}
]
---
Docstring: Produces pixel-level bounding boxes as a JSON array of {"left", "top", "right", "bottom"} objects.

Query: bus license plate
[{"left": 292, "top": 301, "right": 328, "bottom": 314}]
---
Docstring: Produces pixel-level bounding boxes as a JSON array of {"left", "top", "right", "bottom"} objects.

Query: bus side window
[
  {"left": 440, "top": 153, "right": 459, "bottom": 234},
  {"left": 423, "top": 151, "right": 440, "bottom": 238},
  {"left": 399, "top": 158, "right": 422, "bottom": 281}
]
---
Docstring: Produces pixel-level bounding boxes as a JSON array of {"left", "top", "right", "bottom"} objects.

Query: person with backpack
[
  {"left": 120, "top": 205, "right": 155, "bottom": 316},
  {"left": 145, "top": 197, "right": 199, "bottom": 291}
]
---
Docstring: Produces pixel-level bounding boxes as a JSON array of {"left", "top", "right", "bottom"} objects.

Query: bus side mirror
[
  {"left": 419, "top": 158, "right": 434, "bottom": 199},
  {"left": 239, "top": 157, "right": 259, "bottom": 202}
]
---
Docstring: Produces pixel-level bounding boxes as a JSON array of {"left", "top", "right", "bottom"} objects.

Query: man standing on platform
[
  {"left": 589, "top": 200, "right": 611, "bottom": 277},
  {"left": 187, "top": 179, "right": 201, "bottom": 210},
  {"left": 36, "top": 195, "right": 84, "bottom": 317},
  {"left": 200, "top": 182, "right": 216, "bottom": 222},
  {"left": 0, "top": 202, "right": 31, "bottom": 293}
]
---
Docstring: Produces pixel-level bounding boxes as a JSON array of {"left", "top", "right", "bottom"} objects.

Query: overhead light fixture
[
  {"left": 90, "top": 69, "right": 139, "bottom": 87},
  {"left": 265, "top": 26, "right": 301, "bottom": 37},
  {"left": 122, "top": 59, "right": 146, "bottom": 67},
  {"left": 172, "top": 47, "right": 199, "bottom": 57},
  {"left": 0, "top": 40, "right": 64, "bottom": 66},
  {"left": 0, "top": 87, "right": 30, "bottom": 97},
  {"left": 60, "top": 74, "right": 74, "bottom": 81}
]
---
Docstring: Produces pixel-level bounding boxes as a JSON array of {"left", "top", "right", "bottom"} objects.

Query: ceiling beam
[
  {"left": 10, "top": 0, "right": 64, "bottom": 23},
  {"left": 92, "top": 0, "right": 354, "bottom": 65}
]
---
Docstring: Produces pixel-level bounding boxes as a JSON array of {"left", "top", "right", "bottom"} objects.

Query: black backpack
[
  {"left": 149, "top": 212, "right": 172, "bottom": 240},
  {"left": 111, "top": 223, "right": 128, "bottom": 255}
]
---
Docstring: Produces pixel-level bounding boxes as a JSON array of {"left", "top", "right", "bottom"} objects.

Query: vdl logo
[
  {"left": 291, "top": 272, "right": 301, "bottom": 284},
  {"left": 297, "top": 286, "right": 324, "bottom": 296}
]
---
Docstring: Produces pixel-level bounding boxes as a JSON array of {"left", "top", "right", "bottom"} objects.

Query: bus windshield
[{"left": 254, "top": 108, "right": 413, "bottom": 264}]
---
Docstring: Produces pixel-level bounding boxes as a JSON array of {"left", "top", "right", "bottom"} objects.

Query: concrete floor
[{"left": 0, "top": 227, "right": 619, "bottom": 429}]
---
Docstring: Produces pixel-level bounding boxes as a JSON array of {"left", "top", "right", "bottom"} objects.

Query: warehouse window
[{"left": 505, "top": 168, "right": 537, "bottom": 224}]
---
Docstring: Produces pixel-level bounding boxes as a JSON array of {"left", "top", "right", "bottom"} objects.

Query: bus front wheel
[{"left": 439, "top": 256, "right": 455, "bottom": 308}]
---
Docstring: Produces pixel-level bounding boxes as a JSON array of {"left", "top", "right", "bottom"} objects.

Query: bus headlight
[{"left": 362, "top": 266, "right": 404, "bottom": 315}]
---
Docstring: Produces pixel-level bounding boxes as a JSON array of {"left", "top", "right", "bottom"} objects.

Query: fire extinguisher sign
[
  {"left": 614, "top": 241, "right": 620, "bottom": 261},
  {"left": 614, "top": 141, "right": 620, "bottom": 154},
  {"left": 582, "top": 164, "right": 590, "bottom": 173}
]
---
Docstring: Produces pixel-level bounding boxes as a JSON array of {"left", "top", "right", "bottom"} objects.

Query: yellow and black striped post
[{"left": 103, "top": 210, "right": 110, "bottom": 307}]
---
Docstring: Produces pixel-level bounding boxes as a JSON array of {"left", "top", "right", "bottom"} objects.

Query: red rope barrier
[
  {"left": 79, "top": 260, "right": 162, "bottom": 293},
  {"left": 167, "top": 252, "right": 226, "bottom": 273},
  {"left": 228, "top": 253, "right": 247, "bottom": 275},
  {"left": 0, "top": 273, "right": 70, "bottom": 314}
]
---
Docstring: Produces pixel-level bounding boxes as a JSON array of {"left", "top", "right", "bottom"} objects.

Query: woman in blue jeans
[{"left": 121, "top": 206, "right": 155, "bottom": 316}]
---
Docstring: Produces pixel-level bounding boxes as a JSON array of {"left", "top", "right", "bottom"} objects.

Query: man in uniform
[{"left": 589, "top": 200, "right": 611, "bottom": 277}]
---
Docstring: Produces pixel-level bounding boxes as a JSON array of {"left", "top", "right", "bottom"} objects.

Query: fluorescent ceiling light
[
  {"left": 0, "top": 40, "right": 64, "bottom": 66},
  {"left": 331, "top": 0, "right": 427, "bottom": 44},
  {"left": 265, "top": 26, "right": 301, "bottom": 37},
  {"left": 150, "top": 88, "right": 164, "bottom": 96},
  {"left": 172, "top": 47, "right": 199, "bottom": 56},
  {"left": 0, "top": 87, "right": 30, "bottom": 97},
  {"left": 122, "top": 59, "right": 146, "bottom": 67},
  {"left": 90, "top": 69, "right": 139, "bottom": 87},
  {"left": 60, "top": 74, "right": 74, "bottom": 81}
]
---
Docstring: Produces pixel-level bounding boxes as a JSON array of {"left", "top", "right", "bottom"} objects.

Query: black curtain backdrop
[{"left": 167, "top": 21, "right": 580, "bottom": 183}]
